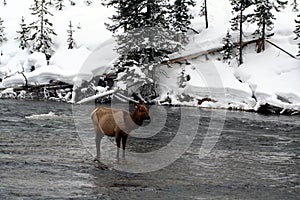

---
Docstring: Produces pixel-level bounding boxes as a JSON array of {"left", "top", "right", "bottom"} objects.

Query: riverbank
[{"left": 1, "top": 0, "right": 299, "bottom": 117}]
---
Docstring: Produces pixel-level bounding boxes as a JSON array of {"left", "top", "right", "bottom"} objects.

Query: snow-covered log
[
  {"left": 257, "top": 103, "right": 300, "bottom": 116},
  {"left": 76, "top": 89, "right": 117, "bottom": 104}
]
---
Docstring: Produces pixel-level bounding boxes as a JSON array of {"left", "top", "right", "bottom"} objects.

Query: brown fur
[{"left": 91, "top": 102, "right": 150, "bottom": 160}]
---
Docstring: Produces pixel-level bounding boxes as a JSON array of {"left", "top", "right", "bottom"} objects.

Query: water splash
[{"left": 25, "top": 112, "right": 61, "bottom": 120}]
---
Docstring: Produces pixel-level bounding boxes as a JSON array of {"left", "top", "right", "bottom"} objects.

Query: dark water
[{"left": 0, "top": 99, "right": 299, "bottom": 199}]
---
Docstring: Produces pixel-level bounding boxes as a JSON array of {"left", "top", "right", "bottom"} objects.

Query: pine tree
[
  {"left": 16, "top": 16, "right": 31, "bottom": 50},
  {"left": 199, "top": 0, "right": 208, "bottom": 29},
  {"left": 294, "top": 14, "right": 300, "bottom": 56},
  {"left": 29, "top": 0, "right": 57, "bottom": 60},
  {"left": 67, "top": 21, "right": 76, "bottom": 49},
  {"left": 230, "top": 0, "right": 253, "bottom": 65},
  {"left": 291, "top": 0, "right": 299, "bottom": 12},
  {"left": 0, "top": 17, "right": 7, "bottom": 45},
  {"left": 55, "top": 0, "right": 65, "bottom": 10},
  {"left": 105, "top": 0, "right": 183, "bottom": 92},
  {"left": 221, "top": 31, "right": 235, "bottom": 63},
  {"left": 103, "top": 0, "right": 144, "bottom": 33},
  {"left": 251, "top": 0, "right": 274, "bottom": 52},
  {"left": 171, "top": 0, "right": 195, "bottom": 33},
  {"left": 250, "top": 0, "right": 287, "bottom": 53}
]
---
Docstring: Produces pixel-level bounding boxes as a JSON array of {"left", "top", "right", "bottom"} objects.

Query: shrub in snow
[
  {"left": 115, "top": 62, "right": 150, "bottom": 91},
  {"left": 84, "top": 0, "right": 92, "bottom": 6},
  {"left": 294, "top": 14, "right": 300, "bottom": 56},
  {"left": 69, "top": 0, "right": 75, "bottom": 6},
  {"left": 177, "top": 67, "right": 190, "bottom": 88},
  {"left": 0, "top": 17, "right": 8, "bottom": 45}
]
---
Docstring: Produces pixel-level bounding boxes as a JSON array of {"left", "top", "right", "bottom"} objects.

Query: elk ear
[
  {"left": 139, "top": 100, "right": 145, "bottom": 105},
  {"left": 134, "top": 102, "right": 140, "bottom": 109}
]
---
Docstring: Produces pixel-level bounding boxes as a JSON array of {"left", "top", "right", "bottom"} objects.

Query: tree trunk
[
  {"left": 239, "top": 4, "right": 243, "bottom": 65},
  {"left": 262, "top": 17, "right": 265, "bottom": 51},
  {"left": 146, "top": 0, "right": 151, "bottom": 24},
  {"left": 204, "top": 0, "right": 208, "bottom": 29}
]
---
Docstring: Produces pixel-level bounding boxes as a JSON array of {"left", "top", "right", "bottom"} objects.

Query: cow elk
[{"left": 91, "top": 101, "right": 150, "bottom": 161}]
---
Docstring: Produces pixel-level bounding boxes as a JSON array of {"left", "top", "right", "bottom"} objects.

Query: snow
[
  {"left": 235, "top": 46, "right": 300, "bottom": 109},
  {"left": 25, "top": 112, "right": 61, "bottom": 120},
  {"left": 0, "top": 0, "right": 299, "bottom": 113},
  {"left": 50, "top": 46, "right": 91, "bottom": 78}
]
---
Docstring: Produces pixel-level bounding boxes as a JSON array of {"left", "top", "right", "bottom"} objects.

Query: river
[{"left": 0, "top": 99, "right": 299, "bottom": 199}]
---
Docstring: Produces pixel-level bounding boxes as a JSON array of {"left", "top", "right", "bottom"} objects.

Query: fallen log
[
  {"left": 76, "top": 89, "right": 117, "bottom": 104},
  {"left": 257, "top": 103, "right": 300, "bottom": 116},
  {"left": 266, "top": 40, "right": 298, "bottom": 59},
  {"left": 162, "top": 39, "right": 259, "bottom": 65}
]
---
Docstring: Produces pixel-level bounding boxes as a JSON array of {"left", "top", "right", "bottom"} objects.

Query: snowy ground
[{"left": 0, "top": 0, "right": 299, "bottom": 113}]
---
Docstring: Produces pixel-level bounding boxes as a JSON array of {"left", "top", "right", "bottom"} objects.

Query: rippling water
[{"left": 0, "top": 99, "right": 299, "bottom": 199}]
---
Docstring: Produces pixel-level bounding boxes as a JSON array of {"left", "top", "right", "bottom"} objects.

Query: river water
[{"left": 0, "top": 99, "right": 299, "bottom": 199}]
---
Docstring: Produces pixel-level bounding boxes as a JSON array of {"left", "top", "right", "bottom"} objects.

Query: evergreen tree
[
  {"left": 291, "top": 0, "right": 299, "bottom": 12},
  {"left": 230, "top": 0, "right": 253, "bottom": 65},
  {"left": 103, "top": 0, "right": 144, "bottom": 33},
  {"left": 171, "top": 0, "right": 195, "bottom": 33},
  {"left": 105, "top": 0, "right": 183, "bottom": 92},
  {"left": 250, "top": 0, "right": 287, "bottom": 52},
  {"left": 55, "top": 0, "right": 65, "bottom": 10},
  {"left": 67, "top": 21, "right": 76, "bottom": 49},
  {"left": 294, "top": 14, "right": 300, "bottom": 56},
  {"left": 221, "top": 31, "right": 235, "bottom": 63},
  {"left": 199, "top": 0, "right": 208, "bottom": 29},
  {"left": 29, "top": 0, "right": 57, "bottom": 60},
  {"left": 0, "top": 17, "right": 7, "bottom": 45},
  {"left": 16, "top": 16, "right": 31, "bottom": 50}
]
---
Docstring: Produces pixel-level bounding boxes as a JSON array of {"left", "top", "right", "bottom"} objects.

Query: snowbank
[
  {"left": 235, "top": 46, "right": 300, "bottom": 111},
  {"left": 0, "top": 0, "right": 299, "bottom": 114}
]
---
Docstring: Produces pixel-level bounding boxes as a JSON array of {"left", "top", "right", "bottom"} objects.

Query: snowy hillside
[{"left": 0, "top": 0, "right": 299, "bottom": 114}]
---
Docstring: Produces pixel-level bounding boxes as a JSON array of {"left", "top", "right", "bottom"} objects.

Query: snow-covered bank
[{"left": 0, "top": 0, "right": 299, "bottom": 115}]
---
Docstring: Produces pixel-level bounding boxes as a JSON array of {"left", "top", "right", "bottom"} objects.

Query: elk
[{"left": 91, "top": 101, "right": 150, "bottom": 161}]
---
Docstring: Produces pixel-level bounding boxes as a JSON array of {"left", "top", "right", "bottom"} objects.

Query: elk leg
[
  {"left": 122, "top": 135, "right": 128, "bottom": 150},
  {"left": 92, "top": 116, "right": 103, "bottom": 161},
  {"left": 94, "top": 130, "right": 102, "bottom": 161},
  {"left": 116, "top": 135, "right": 121, "bottom": 159},
  {"left": 121, "top": 135, "right": 128, "bottom": 158}
]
